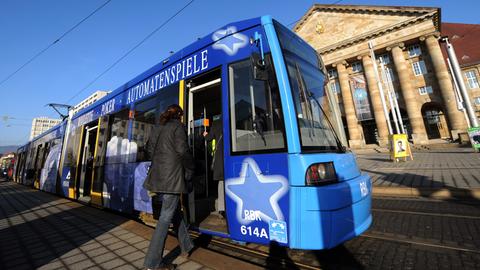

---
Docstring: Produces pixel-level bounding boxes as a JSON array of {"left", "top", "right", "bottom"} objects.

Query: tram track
[
  {"left": 371, "top": 207, "right": 480, "bottom": 220},
  {"left": 360, "top": 232, "right": 480, "bottom": 254},
  {"left": 188, "top": 231, "right": 321, "bottom": 270},
  {"left": 369, "top": 207, "right": 480, "bottom": 254}
]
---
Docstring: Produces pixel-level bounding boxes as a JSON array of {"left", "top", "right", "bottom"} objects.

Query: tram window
[
  {"left": 105, "top": 109, "right": 131, "bottom": 164},
  {"left": 40, "top": 142, "right": 50, "bottom": 169},
  {"left": 64, "top": 125, "right": 83, "bottom": 167},
  {"left": 94, "top": 116, "right": 109, "bottom": 168},
  {"left": 34, "top": 144, "right": 43, "bottom": 171},
  {"left": 275, "top": 20, "right": 340, "bottom": 151},
  {"left": 229, "top": 57, "right": 286, "bottom": 153},
  {"left": 133, "top": 97, "right": 157, "bottom": 162},
  {"left": 26, "top": 148, "right": 34, "bottom": 169},
  {"left": 132, "top": 84, "right": 179, "bottom": 162}
]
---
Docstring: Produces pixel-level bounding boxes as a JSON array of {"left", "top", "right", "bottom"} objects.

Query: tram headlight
[{"left": 305, "top": 162, "right": 337, "bottom": 186}]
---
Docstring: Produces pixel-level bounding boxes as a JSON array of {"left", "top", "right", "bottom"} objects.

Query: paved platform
[
  {"left": 0, "top": 179, "right": 260, "bottom": 270},
  {"left": 355, "top": 147, "right": 480, "bottom": 200}
]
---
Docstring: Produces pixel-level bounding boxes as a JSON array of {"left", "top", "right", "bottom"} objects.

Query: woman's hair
[{"left": 159, "top": 104, "right": 183, "bottom": 125}]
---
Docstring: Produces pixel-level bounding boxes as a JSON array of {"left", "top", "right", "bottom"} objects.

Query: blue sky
[{"left": 0, "top": 0, "right": 478, "bottom": 146}]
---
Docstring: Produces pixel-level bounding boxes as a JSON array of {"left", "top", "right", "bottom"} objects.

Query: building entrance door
[
  {"left": 360, "top": 119, "right": 378, "bottom": 144},
  {"left": 422, "top": 104, "right": 449, "bottom": 139}
]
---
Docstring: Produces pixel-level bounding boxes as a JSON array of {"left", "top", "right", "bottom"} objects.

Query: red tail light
[{"left": 305, "top": 162, "right": 337, "bottom": 186}]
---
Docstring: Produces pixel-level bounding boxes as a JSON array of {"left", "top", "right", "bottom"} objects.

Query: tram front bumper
[{"left": 289, "top": 173, "right": 372, "bottom": 250}]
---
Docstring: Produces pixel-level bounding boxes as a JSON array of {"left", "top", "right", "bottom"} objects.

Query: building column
[
  {"left": 335, "top": 61, "right": 364, "bottom": 148},
  {"left": 423, "top": 34, "right": 468, "bottom": 139},
  {"left": 389, "top": 44, "right": 429, "bottom": 144},
  {"left": 361, "top": 54, "right": 389, "bottom": 146}
]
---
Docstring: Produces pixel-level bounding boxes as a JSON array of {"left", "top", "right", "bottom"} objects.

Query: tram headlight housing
[{"left": 305, "top": 162, "right": 337, "bottom": 186}]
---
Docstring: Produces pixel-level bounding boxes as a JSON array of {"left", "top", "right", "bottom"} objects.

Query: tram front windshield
[{"left": 274, "top": 21, "right": 341, "bottom": 152}]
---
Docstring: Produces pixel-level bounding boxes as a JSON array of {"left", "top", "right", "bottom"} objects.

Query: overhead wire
[
  {"left": 65, "top": 0, "right": 195, "bottom": 104},
  {"left": 0, "top": 0, "right": 112, "bottom": 89}
]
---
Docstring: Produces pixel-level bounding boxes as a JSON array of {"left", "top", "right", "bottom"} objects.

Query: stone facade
[
  {"left": 466, "top": 64, "right": 480, "bottom": 118},
  {"left": 294, "top": 4, "right": 472, "bottom": 147},
  {"left": 441, "top": 23, "right": 480, "bottom": 124}
]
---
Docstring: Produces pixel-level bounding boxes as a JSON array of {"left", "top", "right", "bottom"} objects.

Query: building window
[
  {"left": 412, "top": 61, "right": 427, "bottom": 76},
  {"left": 378, "top": 54, "right": 390, "bottom": 64},
  {"left": 329, "top": 79, "right": 341, "bottom": 94},
  {"left": 418, "top": 86, "right": 433, "bottom": 95},
  {"left": 474, "top": 97, "right": 480, "bottom": 106},
  {"left": 327, "top": 69, "right": 338, "bottom": 79},
  {"left": 465, "top": 70, "right": 480, "bottom": 89},
  {"left": 407, "top": 44, "right": 422, "bottom": 57},
  {"left": 351, "top": 62, "right": 363, "bottom": 73}
]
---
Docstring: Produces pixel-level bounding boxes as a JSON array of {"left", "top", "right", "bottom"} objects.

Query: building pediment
[{"left": 294, "top": 4, "right": 439, "bottom": 54}]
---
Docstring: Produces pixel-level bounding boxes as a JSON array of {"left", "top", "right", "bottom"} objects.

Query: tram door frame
[
  {"left": 186, "top": 76, "right": 222, "bottom": 225},
  {"left": 75, "top": 120, "right": 102, "bottom": 206}
]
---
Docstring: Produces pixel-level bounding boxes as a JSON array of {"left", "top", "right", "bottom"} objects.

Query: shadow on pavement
[
  {"left": 362, "top": 168, "right": 480, "bottom": 203},
  {"left": 162, "top": 232, "right": 208, "bottom": 264},
  {"left": 357, "top": 157, "right": 391, "bottom": 163},
  {"left": 266, "top": 241, "right": 300, "bottom": 269},
  {"left": 313, "top": 244, "right": 364, "bottom": 270},
  {"left": 0, "top": 181, "right": 127, "bottom": 269}
]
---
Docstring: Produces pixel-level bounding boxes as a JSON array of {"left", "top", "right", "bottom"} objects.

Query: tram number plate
[
  {"left": 240, "top": 225, "right": 268, "bottom": 239},
  {"left": 360, "top": 180, "right": 368, "bottom": 197}
]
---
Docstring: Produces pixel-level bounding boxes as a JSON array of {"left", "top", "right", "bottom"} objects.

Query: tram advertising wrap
[
  {"left": 15, "top": 16, "right": 372, "bottom": 250},
  {"left": 225, "top": 156, "right": 289, "bottom": 244}
]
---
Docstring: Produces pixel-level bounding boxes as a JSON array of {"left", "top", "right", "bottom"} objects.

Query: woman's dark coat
[
  {"left": 143, "top": 119, "right": 194, "bottom": 194},
  {"left": 204, "top": 118, "right": 224, "bottom": 181}
]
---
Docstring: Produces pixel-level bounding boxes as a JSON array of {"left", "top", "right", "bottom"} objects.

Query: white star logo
[
  {"left": 225, "top": 158, "right": 289, "bottom": 225},
  {"left": 212, "top": 26, "right": 248, "bottom": 56}
]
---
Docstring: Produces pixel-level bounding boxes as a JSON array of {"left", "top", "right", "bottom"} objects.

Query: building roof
[
  {"left": 294, "top": 4, "right": 440, "bottom": 32},
  {"left": 293, "top": 4, "right": 440, "bottom": 55},
  {"left": 441, "top": 22, "right": 480, "bottom": 67}
]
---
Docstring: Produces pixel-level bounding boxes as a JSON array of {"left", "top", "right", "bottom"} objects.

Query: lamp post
[{"left": 439, "top": 37, "right": 479, "bottom": 128}]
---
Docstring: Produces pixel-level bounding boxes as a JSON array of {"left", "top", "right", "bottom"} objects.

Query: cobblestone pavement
[
  {"left": 2, "top": 175, "right": 480, "bottom": 269},
  {"left": 355, "top": 148, "right": 480, "bottom": 199},
  {"left": 0, "top": 179, "right": 258, "bottom": 270},
  {"left": 293, "top": 196, "right": 480, "bottom": 270}
]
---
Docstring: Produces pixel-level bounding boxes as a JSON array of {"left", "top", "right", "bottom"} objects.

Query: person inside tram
[{"left": 203, "top": 115, "right": 225, "bottom": 219}]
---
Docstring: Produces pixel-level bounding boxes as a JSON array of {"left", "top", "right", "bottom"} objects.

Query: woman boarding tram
[{"left": 15, "top": 16, "right": 371, "bottom": 250}]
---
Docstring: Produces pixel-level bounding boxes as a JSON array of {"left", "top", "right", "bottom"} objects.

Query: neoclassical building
[
  {"left": 442, "top": 23, "right": 480, "bottom": 120},
  {"left": 294, "top": 4, "right": 473, "bottom": 147}
]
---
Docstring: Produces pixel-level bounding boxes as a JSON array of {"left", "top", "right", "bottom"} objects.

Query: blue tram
[{"left": 15, "top": 16, "right": 371, "bottom": 250}]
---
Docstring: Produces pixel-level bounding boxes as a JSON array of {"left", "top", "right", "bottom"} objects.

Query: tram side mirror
[
  {"left": 251, "top": 52, "right": 268, "bottom": 81},
  {"left": 250, "top": 32, "right": 268, "bottom": 81}
]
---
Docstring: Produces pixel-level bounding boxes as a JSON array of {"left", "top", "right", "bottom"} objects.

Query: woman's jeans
[{"left": 144, "top": 193, "right": 193, "bottom": 268}]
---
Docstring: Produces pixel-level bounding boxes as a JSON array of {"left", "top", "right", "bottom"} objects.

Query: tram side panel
[
  {"left": 102, "top": 109, "right": 136, "bottom": 213},
  {"left": 212, "top": 24, "right": 293, "bottom": 246},
  {"left": 39, "top": 124, "right": 66, "bottom": 194}
]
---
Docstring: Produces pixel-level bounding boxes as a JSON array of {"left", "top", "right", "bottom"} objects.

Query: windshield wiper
[
  {"left": 294, "top": 63, "right": 315, "bottom": 138},
  {"left": 308, "top": 92, "right": 346, "bottom": 152}
]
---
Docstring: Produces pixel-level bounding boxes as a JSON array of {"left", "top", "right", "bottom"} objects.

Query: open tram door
[
  {"left": 75, "top": 119, "right": 102, "bottom": 206},
  {"left": 186, "top": 69, "right": 228, "bottom": 235}
]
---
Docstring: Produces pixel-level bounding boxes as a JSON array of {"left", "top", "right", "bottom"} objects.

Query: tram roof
[
  {"left": 29, "top": 122, "right": 66, "bottom": 144},
  {"left": 71, "top": 16, "right": 265, "bottom": 120}
]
